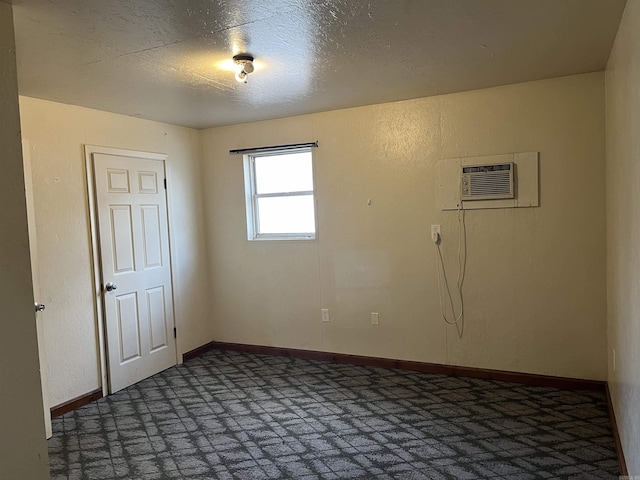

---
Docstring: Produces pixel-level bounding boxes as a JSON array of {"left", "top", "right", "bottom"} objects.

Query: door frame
[
  {"left": 85, "top": 145, "right": 179, "bottom": 396},
  {"left": 23, "top": 138, "right": 52, "bottom": 438}
]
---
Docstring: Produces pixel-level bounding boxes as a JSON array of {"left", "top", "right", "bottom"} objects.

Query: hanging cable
[{"left": 434, "top": 204, "right": 467, "bottom": 329}]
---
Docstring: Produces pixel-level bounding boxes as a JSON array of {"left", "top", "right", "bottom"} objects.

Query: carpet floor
[{"left": 49, "top": 349, "right": 619, "bottom": 479}]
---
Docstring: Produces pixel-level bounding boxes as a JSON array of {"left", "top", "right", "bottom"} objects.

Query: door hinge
[
  {"left": 173, "top": 327, "right": 177, "bottom": 338},
  {"left": 164, "top": 178, "right": 167, "bottom": 190}
]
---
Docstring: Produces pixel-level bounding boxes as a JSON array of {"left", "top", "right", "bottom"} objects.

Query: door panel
[
  {"left": 116, "top": 292, "right": 141, "bottom": 363},
  {"left": 93, "top": 153, "right": 176, "bottom": 393},
  {"left": 141, "top": 205, "right": 162, "bottom": 268},
  {"left": 146, "top": 286, "right": 168, "bottom": 352},
  {"left": 107, "top": 169, "right": 130, "bottom": 193},
  {"left": 138, "top": 171, "right": 158, "bottom": 193},
  {"left": 110, "top": 206, "right": 135, "bottom": 273}
]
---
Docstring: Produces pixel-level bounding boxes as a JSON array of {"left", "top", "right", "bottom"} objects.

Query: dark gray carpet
[{"left": 49, "top": 349, "right": 619, "bottom": 479}]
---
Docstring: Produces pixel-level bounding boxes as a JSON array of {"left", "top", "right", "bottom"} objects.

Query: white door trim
[
  {"left": 23, "top": 138, "right": 52, "bottom": 438},
  {"left": 84, "top": 145, "right": 178, "bottom": 396}
]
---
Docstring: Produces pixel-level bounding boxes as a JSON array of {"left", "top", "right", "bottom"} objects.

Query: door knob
[
  {"left": 105, "top": 282, "right": 118, "bottom": 292},
  {"left": 35, "top": 303, "right": 46, "bottom": 312}
]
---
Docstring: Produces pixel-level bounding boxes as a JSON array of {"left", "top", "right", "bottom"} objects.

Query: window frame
[{"left": 243, "top": 147, "right": 317, "bottom": 241}]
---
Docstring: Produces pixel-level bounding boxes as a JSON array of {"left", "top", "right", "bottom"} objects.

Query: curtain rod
[{"left": 229, "top": 141, "right": 318, "bottom": 155}]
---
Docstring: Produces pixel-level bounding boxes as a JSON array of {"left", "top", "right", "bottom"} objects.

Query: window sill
[{"left": 249, "top": 235, "right": 316, "bottom": 242}]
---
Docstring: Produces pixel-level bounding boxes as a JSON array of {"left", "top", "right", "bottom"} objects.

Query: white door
[
  {"left": 23, "top": 139, "right": 52, "bottom": 438},
  {"left": 93, "top": 152, "right": 176, "bottom": 393}
]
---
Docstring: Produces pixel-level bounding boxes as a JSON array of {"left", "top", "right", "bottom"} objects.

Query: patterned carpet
[{"left": 49, "top": 349, "right": 619, "bottom": 479}]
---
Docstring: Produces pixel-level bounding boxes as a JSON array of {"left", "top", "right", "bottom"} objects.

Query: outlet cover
[
  {"left": 431, "top": 225, "right": 441, "bottom": 243},
  {"left": 371, "top": 312, "right": 379, "bottom": 326},
  {"left": 321, "top": 309, "right": 330, "bottom": 323}
]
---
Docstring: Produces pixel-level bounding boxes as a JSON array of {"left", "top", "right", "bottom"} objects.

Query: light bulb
[
  {"left": 235, "top": 68, "right": 247, "bottom": 83},
  {"left": 232, "top": 54, "right": 254, "bottom": 84}
]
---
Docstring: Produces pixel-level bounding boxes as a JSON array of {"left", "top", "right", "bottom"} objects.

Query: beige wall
[
  {"left": 606, "top": 0, "right": 640, "bottom": 473},
  {"left": 19, "top": 97, "right": 212, "bottom": 407},
  {"left": 0, "top": 3, "right": 49, "bottom": 477},
  {"left": 19, "top": 71, "right": 610, "bottom": 410},
  {"left": 201, "top": 72, "right": 607, "bottom": 381}
]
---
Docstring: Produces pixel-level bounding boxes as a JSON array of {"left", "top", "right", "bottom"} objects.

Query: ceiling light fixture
[{"left": 233, "top": 54, "right": 254, "bottom": 84}]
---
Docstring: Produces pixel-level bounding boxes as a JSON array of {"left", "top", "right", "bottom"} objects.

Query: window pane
[
  {"left": 254, "top": 152, "right": 313, "bottom": 194},
  {"left": 257, "top": 195, "right": 315, "bottom": 235}
]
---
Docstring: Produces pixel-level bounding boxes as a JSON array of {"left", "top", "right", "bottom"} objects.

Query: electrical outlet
[
  {"left": 371, "top": 312, "right": 379, "bottom": 326},
  {"left": 321, "top": 309, "right": 330, "bottom": 323},
  {"left": 431, "top": 224, "right": 441, "bottom": 243}
]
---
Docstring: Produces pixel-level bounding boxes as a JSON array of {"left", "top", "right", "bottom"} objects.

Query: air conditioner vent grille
[{"left": 461, "top": 163, "right": 514, "bottom": 201}]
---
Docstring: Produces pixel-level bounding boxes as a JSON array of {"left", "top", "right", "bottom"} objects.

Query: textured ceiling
[{"left": 12, "top": 0, "right": 626, "bottom": 129}]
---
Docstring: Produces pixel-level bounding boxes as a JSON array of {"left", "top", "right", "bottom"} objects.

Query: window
[{"left": 243, "top": 148, "right": 316, "bottom": 240}]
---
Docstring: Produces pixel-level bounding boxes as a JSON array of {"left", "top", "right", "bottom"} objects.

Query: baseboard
[
  {"left": 605, "top": 383, "right": 629, "bottom": 476},
  {"left": 182, "top": 341, "right": 218, "bottom": 363},
  {"left": 183, "top": 340, "right": 605, "bottom": 391},
  {"left": 51, "top": 388, "right": 103, "bottom": 419}
]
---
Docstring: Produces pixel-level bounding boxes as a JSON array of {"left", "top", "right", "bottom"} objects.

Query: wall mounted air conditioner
[{"left": 461, "top": 162, "right": 514, "bottom": 201}]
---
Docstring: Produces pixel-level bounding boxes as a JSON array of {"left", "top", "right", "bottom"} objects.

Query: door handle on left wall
[{"left": 35, "top": 303, "right": 46, "bottom": 312}]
